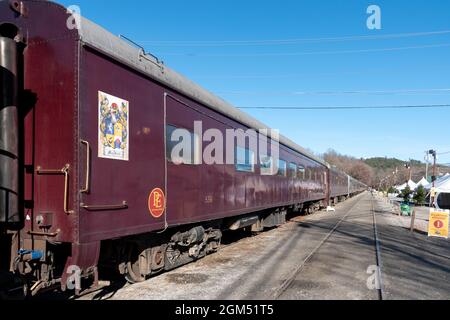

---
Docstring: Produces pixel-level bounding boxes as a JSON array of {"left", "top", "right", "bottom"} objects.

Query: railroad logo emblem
[
  {"left": 148, "top": 188, "right": 166, "bottom": 218},
  {"left": 428, "top": 209, "right": 449, "bottom": 239},
  {"left": 98, "top": 91, "right": 129, "bottom": 161}
]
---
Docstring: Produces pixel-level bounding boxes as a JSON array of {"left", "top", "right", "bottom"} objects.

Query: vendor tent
[
  {"left": 408, "top": 180, "right": 417, "bottom": 190},
  {"left": 416, "top": 177, "right": 429, "bottom": 187},
  {"left": 396, "top": 180, "right": 417, "bottom": 191},
  {"left": 424, "top": 174, "right": 450, "bottom": 192}
]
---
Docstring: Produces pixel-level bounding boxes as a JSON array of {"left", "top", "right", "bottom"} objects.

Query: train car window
[
  {"left": 277, "top": 159, "right": 287, "bottom": 177},
  {"left": 235, "top": 146, "right": 255, "bottom": 172},
  {"left": 298, "top": 165, "right": 305, "bottom": 180},
  {"left": 289, "top": 163, "right": 297, "bottom": 178},
  {"left": 260, "top": 155, "right": 274, "bottom": 175},
  {"left": 166, "top": 124, "right": 200, "bottom": 165}
]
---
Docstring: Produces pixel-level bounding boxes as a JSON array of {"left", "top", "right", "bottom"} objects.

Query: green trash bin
[{"left": 400, "top": 203, "right": 411, "bottom": 216}]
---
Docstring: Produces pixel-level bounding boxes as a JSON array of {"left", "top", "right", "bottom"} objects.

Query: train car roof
[
  {"left": 329, "top": 166, "right": 367, "bottom": 187},
  {"left": 77, "top": 17, "right": 328, "bottom": 167},
  {"left": 330, "top": 166, "right": 348, "bottom": 176}
]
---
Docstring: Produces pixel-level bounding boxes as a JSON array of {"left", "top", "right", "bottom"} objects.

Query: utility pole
[
  {"left": 429, "top": 149, "right": 437, "bottom": 206},
  {"left": 424, "top": 151, "right": 429, "bottom": 181},
  {"left": 404, "top": 163, "right": 411, "bottom": 183},
  {"left": 430, "top": 150, "right": 437, "bottom": 187}
]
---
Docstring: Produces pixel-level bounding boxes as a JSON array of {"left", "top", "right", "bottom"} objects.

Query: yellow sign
[{"left": 428, "top": 209, "right": 449, "bottom": 239}]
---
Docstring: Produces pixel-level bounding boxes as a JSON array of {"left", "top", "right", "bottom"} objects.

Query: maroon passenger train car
[
  {"left": 0, "top": 0, "right": 365, "bottom": 296},
  {"left": 330, "top": 167, "right": 351, "bottom": 204}
]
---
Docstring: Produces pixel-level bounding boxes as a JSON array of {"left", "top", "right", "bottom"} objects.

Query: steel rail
[{"left": 371, "top": 194, "right": 385, "bottom": 300}]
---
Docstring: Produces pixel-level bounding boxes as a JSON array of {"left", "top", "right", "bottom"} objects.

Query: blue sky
[{"left": 57, "top": 0, "right": 450, "bottom": 165}]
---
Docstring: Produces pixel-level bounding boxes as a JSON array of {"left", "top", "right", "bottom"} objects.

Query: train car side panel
[{"left": 79, "top": 47, "right": 167, "bottom": 242}]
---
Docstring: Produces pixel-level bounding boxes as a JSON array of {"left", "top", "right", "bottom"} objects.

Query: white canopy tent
[
  {"left": 416, "top": 177, "right": 429, "bottom": 187},
  {"left": 424, "top": 174, "right": 450, "bottom": 192},
  {"left": 408, "top": 180, "right": 417, "bottom": 190},
  {"left": 396, "top": 180, "right": 417, "bottom": 192}
]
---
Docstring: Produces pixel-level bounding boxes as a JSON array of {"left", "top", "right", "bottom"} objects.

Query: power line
[
  {"left": 216, "top": 88, "right": 450, "bottom": 96},
  {"left": 139, "top": 29, "right": 450, "bottom": 47},
  {"left": 193, "top": 66, "right": 450, "bottom": 80},
  {"left": 438, "top": 151, "right": 450, "bottom": 155},
  {"left": 160, "top": 43, "right": 450, "bottom": 57},
  {"left": 193, "top": 70, "right": 384, "bottom": 80},
  {"left": 237, "top": 104, "right": 450, "bottom": 110}
]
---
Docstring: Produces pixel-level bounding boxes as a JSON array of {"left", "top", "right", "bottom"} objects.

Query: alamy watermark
[
  {"left": 367, "top": 5, "right": 382, "bottom": 30},
  {"left": 66, "top": 5, "right": 82, "bottom": 31},
  {"left": 366, "top": 265, "right": 382, "bottom": 290},
  {"left": 66, "top": 265, "right": 81, "bottom": 291},
  {"left": 167, "top": 121, "right": 281, "bottom": 174}
]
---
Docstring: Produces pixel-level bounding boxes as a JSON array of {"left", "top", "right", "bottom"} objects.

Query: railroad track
[
  {"left": 371, "top": 194, "right": 385, "bottom": 300},
  {"left": 271, "top": 193, "right": 385, "bottom": 300}
]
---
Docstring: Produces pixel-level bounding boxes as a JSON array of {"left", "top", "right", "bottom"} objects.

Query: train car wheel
[{"left": 124, "top": 245, "right": 146, "bottom": 284}]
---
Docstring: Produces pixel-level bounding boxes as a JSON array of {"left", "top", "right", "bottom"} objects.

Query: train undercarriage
[{"left": 114, "top": 199, "right": 329, "bottom": 286}]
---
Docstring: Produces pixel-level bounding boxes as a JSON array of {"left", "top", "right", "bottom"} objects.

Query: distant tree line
[
  {"left": 322, "top": 150, "right": 450, "bottom": 188},
  {"left": 323, "top": 149, "right": 374, "bottom": 186}
]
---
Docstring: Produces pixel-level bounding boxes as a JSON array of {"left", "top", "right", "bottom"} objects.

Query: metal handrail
[
  {"left": 36, "top": 164, "right": 74, "bottom": 214},
  {"left": 80, "top": 201, "right": 128, "bottom": 211},
  {"left": 80, "top": 140, "right": 90, "bottom": 193}
]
